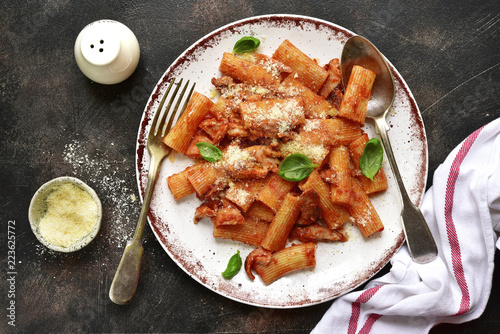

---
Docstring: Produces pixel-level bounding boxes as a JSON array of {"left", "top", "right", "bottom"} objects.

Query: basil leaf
[
  {"left": 196, "top": 142, "right": 222, "bottom": 162},
  {"left": 232, "top": 36, "right": 260, "bottom": 54},
  {"left": 222, "top": 250, "right": 242, "bottom": 279},
  {"left": 359, "top": 138, "right": 384, "bottom": 181},
  {"left": 278, "top": 153, "right": 318, "bottom": 182}
]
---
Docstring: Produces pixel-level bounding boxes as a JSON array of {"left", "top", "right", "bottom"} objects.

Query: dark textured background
[{"left": 1, "top": 0, "right": 499, "bottom": 333}]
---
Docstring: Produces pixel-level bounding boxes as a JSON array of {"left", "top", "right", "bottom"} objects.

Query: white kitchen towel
[{"left": 312, "top": 117, "right": 500, "bottom": 334}]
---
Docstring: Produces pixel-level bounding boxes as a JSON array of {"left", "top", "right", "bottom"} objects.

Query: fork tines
[{"left": 151, "top": 78, "right": 195, "bottom": 138}]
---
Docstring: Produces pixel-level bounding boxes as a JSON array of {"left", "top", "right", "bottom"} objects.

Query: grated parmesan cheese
[
  {"left": 221, "top": 83, "right": 270, "bottom": 107},
  {"left": 38, "top": 182, "right": 99, "bottom": 248},
  {"left": 218, "top": 145, "right": 255, "bottom": 171},
  {"left": 257, "top": 58, "right": 284, "bottom": 78},
  {"left": 302, "top": 119, "right": 323, "bottom": 132},
  {"left": 238, "top": 53, "right": 255, "bottom": 62},
  {"left": 209, "top": 88, "right": 219, "bottom": 99},
  {"left": 280, "top": 139, "right": 328, "bottom": 164},
  {"left": 246, "top": 98, "right": 304, "bottom": 135},
  {"left": 231, "top": 188, "right": 251, "bottom": 205}
]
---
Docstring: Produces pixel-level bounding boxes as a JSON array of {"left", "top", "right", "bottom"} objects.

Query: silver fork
[{"left": 109, "top": 78, "right": 195, "bottom": 305}]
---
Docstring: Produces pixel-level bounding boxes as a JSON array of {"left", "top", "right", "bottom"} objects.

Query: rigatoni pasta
[
  {"left": 338, "top": 65, "right": 376, "bottom": 123},
  {"left": 272, "top": 39, "right": 328, "bottom": 93},
  {"left": 163, "top": 91, "right": 214, "bottom": 154},
  {"left": 240, "top": 97, "right": 306, "bottom": 138},
  {"left": 299, "top": 169, "right": 350, "bottom": 230},
  {"left": 256, "top": 174, "right": 296, "bottom": 212},
  {"left": 164, "top": 38, "right": 388, "bottom": 284},
  {"left": 281, "top": 75, "right": 338, "bottom": 119},
  {"left": 348, "top": 180, "right": 384, "bottom": 237},
  {"left": 261, "top": 193, "right": 301, "bottom": 251},
  {"left": 329, "top": 145, "right": 353, "bottom": 205},
  {"left": 252, "top": 243, "right": 316, "bottom": 285},
  {"left": 213, "top": 217, "right": 269, "bottom": 247},
  {"left": 167, "top": 163, "right": 200, "bottom": 200},
  {"left": 220, "top": 52, "right": 280, "bottom": 87}
]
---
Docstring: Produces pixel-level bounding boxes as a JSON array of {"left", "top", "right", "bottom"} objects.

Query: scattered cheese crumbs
[
  {"left": 38, "top": 182, "right": 98, "bottom": 248},
  {"left": 247, "top": 99, "right": 304, "bottom": 134},
  {"left": 249, "top": 85, "right": 270, "bottom": 96},
  {"left": 303, "top": 119, "right": 323, "bottom": 132},
  {"left": 351, "top": 210, "right": 371, "bottom": 228},
  {"left": 209, "top": 88, "right": 219, "bottom": 99},
  {"left": 221, "top": 84, "right": 270, "bottom": 106},
  {"left": 239, "top": 53, "right": 255, "bottom": 62},
  {"left": 281, "top": 139, "right": 328, "bottom": 164},
  {"left": 169, "top": 151, "right": 177, "bottom": 163},
  {"left": 273, "top": 84, "right": 300, "bottom": 97},
  {"left": 219, "top": 145, "right": 254, "bottom": 171},
  {"left": 356, "top": 217, "right": 369, "bottom": 227},
  {"left": 231, "top": 188, "right": 252, "bottom": 205},
  {"left": 130, "top": 194, "right": 136, "bottom": 202},
  {"left": 327, "top": 108, "right": 339, "bottom": 117},
  {"left": 257, "top": 58, "right": 284, "bottom": 78}
]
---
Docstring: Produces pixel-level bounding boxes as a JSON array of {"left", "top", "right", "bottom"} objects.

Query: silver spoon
[{"left": 340, "top": 35, "right": 438, "bottom": 264}]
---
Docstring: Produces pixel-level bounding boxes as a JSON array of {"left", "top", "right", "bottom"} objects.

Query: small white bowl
[{"left": 29, "top": 176, "right": 102, "bottom": 253}]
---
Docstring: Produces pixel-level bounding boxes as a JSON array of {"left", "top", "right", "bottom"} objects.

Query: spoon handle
[{"left": 374, "top": 114, "right": 438, "bottom": 264}]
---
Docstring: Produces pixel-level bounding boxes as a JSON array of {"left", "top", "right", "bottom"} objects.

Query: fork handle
[
  {"left": 374, "top": 115, "right": 438, "bottom": 264},
  {"left": 109, "top": 155, "right": 162, "bottom": 305}
]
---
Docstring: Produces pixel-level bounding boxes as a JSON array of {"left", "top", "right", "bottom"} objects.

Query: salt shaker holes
[{"left": 90, "top": 40, "right": 105, "bottom": 51}]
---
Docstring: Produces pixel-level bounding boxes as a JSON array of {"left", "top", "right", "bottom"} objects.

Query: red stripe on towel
[
  {"left": 358, "top": 313, "right": 383, "bottom": 334},
  {"left": 348, "top": 286, "right": 383, "bottom": 334},
  {"left": 444, "top": 126, "right": 484, "bottom": 316}
]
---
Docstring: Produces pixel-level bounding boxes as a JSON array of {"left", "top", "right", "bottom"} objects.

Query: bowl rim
[{"left": 28, "top": 176, "right": 102, "bottom": 253}]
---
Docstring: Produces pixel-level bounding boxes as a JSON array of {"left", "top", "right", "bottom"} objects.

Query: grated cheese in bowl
[{"left": 28, "top": 176, "right": 102, "bottom": 252}]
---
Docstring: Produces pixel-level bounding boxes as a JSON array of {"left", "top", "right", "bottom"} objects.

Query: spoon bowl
[
  {"left": 341, "top": 36, "right": 395, "bottom": 119},
  {"left": 341, "top": 36, "right": 438, "bottom": 264}
]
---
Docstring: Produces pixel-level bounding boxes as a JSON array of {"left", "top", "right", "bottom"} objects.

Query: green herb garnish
[
  {"left": 222, "top": 250, "right": 242, "bottom": 279},
  {"left": 278, "top": 153, "right": 318, "bottom": 182},
  {"left": 359, "top": 138, "right": 384, "bottom": 181},
  {"left": 196, "top": 142, "right": 222, "bottom": 162},
  {"left": 232, "top": 36, "right": 260, "bottom": 54}
]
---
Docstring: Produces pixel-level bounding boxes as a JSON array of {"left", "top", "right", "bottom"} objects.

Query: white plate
[{"left": 136, "top": 14, "right": 427, "bottom": 308}]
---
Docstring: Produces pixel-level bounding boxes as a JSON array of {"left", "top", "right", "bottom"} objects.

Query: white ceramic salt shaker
[{"left": 74, "top": 20, "right": 140, "bottom": 85}]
